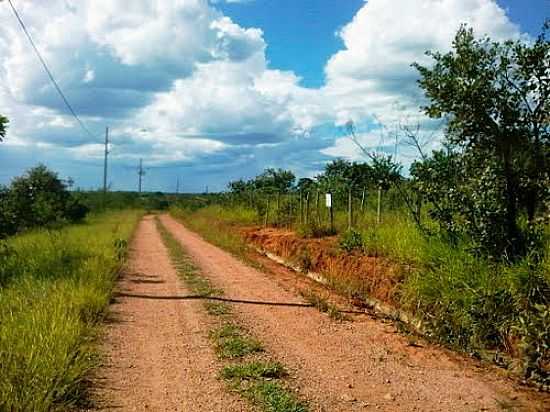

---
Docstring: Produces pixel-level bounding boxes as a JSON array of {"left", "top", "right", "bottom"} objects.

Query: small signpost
[{"left": 326, "top": 193, "right": 334, "bottom": 232}]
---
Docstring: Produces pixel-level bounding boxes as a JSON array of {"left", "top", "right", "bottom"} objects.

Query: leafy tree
[
  {"left": 413, "top": 24, "right": 550, "bottom": 257},
  {"left": 369, "top": 154, "right": 402, "bottom": 191},
  {"left": 0, "top": 115, "right": 7, "bottom": 141},
  {"left": 296, "top": 177, "right": 316, "bottom": 193},
  {"left": 2, "top": 165, "right": 88, "bottom": 234},
  {"left": 253, "top": 168, "right": 295, "bottom": 194},
  {"left": 228, "top": 179, "right": 252, "bottom": 194}
]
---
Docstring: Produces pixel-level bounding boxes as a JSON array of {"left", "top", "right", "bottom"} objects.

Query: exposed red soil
[
  {"left": 87, "top": 216, "right": 247, "bottom": 411},
  {"left": 243, "top": 227, "right": 402, "bottom": 306},
  {"left": 161, "top": 214, "right": 549, "bottom": 412}
]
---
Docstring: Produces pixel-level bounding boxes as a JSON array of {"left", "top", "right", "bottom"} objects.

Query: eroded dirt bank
[
  {"left": 161, "top": 214, "right": 549, "bottom": 412},
  {"left": 88, "top": 216, "right": 247, "bottom": 411}
]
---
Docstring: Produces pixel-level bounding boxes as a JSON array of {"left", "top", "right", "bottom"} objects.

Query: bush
[
  {"left": 338, "top": 229, "right": 363, "bottom": 252},
  {"left": 0, "top": 165, "right": 89, "bottom": 237}
]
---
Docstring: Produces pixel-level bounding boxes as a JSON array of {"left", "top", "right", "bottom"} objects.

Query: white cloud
[
  {"left": 319, "top": 0, "right": 522, "bottom": 158},
  {"left": 0, "top": 0, "right": 529, "bottom": 189}
]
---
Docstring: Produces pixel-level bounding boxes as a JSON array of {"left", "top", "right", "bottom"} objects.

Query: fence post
[
  {"left": 299, "top": 190, "right": 303, "bottom": 225},
  {"left": 361, "top": 187, "right": 366, "bottom": 212},
  {"left": 264, "top": 196, "right": 269, "bottom": 227},
  {"left": 377, "top": 186, "right": 382, "bottom": 225},
  {"left": 348, "top": 186, "right": 353, "bottom": 230},
  {"left": 328, "top": 191, "right": 334, "bottom": 233},
  {"left": 316, "top": 190, "right": 321, "bottom": 226},
  {"left": 305, "top": 191, "right": 310, "bottom": 225},
  {"left": 288, "top": 194, "right": 292, "bottom": 230}
]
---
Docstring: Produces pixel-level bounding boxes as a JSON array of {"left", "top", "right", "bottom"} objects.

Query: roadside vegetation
[
  {"left": 171, "top": 25, "right": 550, "bottom": 387},
  {"left": 0, "top": 210, "right": 141, "bottom": 411},
  {"left": 156, "top": 218, "right": 308, "bottom": 412}
]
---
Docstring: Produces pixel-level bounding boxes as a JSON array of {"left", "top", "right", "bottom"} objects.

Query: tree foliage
[
  {"left": 412, "top": 23, "right": 550, "bottom": 258},
  {"left": 0, "top": 115, "right": 7, "bottom": 141},
  {"left": 0, "top": 165, "right": 88, "bottom": 237}
]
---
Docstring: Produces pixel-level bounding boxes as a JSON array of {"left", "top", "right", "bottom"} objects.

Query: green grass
[
  {"left": 210, "top": 323, "right": 264, "bottom": 359},
  {"left": 245, "top": 381, "right": 308, "bottom": 412},
  {"left": 0, "top": 210, "right": 142, "bottom": 411},
  {"left": 222, "top": 361, "right": 307, "bottom": 412},
  {"left": 221, "top": 361, "right": 287, "bottom": 380},
  {"left": 170, "top": 205, "right": 254, "bottom": 258}
]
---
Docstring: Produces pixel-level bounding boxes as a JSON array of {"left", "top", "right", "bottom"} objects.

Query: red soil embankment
[{"left": 243, "top": 227, "right": 404, "bottom": 307}]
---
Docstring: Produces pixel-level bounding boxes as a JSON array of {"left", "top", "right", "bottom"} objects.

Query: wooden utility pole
[
  {"left": 138, "top": 158, "right": 145, "bottom": 194},
  {"left": 176, "top": 177, "right": 180, "bottom": 195},
  {"left": 103, "top": 126, "right": 109, "bottom": 193}
]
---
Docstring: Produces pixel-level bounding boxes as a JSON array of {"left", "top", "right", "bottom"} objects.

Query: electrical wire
[{"left": 6, "top": 0, "right": 98, "bottom": 141}]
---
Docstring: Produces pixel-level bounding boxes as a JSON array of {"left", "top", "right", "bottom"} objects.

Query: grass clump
[
  {"left": 210, "top": 323, "right": 264, "bottom": 359},
  {"left": 222, "top": 361, "right": 307, "bottom": 412},
  {"left": 300, "top": 290, "right": 347, "bottom": 321},
  {"left": 0, "top": 210, "right": 142, "bottom": 411},
  {"left": 205, "top": 301, "right": 232, "bottom": 316},
  {"left": 221, "top": 361, "right": 286, "bottom": 380},
  {"left": 246, "top": 381, "right": 308, "bottom": 412}
]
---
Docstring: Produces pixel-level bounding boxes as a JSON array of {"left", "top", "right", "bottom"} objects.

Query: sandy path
[
  {"left": 160, "top": 214, "right": 549, "bottom": 412},
  {"left": 90, "top": 216, "right": 247, "bottom": 411}
]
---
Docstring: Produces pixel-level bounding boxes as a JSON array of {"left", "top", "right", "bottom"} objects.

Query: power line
[{"left": 7, "top": 0, "right": 97, "bottom": 141}]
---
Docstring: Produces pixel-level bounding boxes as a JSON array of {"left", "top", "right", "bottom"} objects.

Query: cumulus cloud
[
  {"left": 318, "top": 0, "right": 522, "bottom": 158},
  {"left": 0, "top": 0, "right": 527, "bottom": 190}
]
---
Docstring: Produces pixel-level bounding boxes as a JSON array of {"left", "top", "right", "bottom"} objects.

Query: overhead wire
[{"left": 6, "top": 0, "right": 99, "bottom": 141}]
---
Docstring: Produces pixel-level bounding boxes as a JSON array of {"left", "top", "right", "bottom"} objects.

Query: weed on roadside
[{"left": 300, "top": 289, "right": 348, "bottom": 321}]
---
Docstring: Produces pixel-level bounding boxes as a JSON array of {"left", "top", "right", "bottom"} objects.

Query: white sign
[{"left": 325, "top": 193, "right": 332, "bottom": 208}]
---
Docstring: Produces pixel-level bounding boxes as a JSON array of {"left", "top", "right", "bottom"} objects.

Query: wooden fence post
[
  {"left": 305, "top": 192, "right": 310, "bottom": 225},
  {"left": 348, "top": 186, "right": 353, "bottom": 230},
  {"left": 377, "top": 186, "right": 382, "bottom": 225},
  {"left": 328, "top": 192, "right": 334, "bottom": 233},
  {"left": 264, "top": 196, "right": 269, "bottom": 227}
]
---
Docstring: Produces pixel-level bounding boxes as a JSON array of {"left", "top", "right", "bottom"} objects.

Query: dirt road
[
  {"left": 92, "top": 215, "right": 548, "bottom": 411},
  {"left": 159, "top": 214, "right": 548, "bottom": 412},
  {"left": 90, "top": 216, "right": 246, "bottom": 411}
]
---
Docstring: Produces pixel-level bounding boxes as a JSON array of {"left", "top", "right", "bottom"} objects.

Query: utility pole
[
  {"left": 138, "top": 158, "right": 145, "bottom": 194},
  {"left": 103, "top": 126, "right": 109, "bottom": 193},
  {"left": 176, "top": 177, "right": 180, "bottom": 195}
]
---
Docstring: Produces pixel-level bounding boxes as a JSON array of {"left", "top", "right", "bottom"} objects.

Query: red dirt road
[
  {"left": 159, "top": 214, "right": 549, "bottom": 412},
  {"left": 89, "top": 216, "right": 247, "bottom": 411}
]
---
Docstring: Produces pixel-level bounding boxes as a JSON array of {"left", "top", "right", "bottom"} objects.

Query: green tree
[
  {"left": 6, "top": 165, "right": 87, "bottom": 232},
  {"left": 0, "top": 115, "right": 8, "bottom": 141},
  {"left": 413, "top": 24, "right": 550, "bottom": 257},
  {"left": 254, "top": 168, "right": 295, "bottom": 194}
]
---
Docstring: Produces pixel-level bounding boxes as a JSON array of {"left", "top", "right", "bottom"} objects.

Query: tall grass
[
  {"left": 170, "top": 205, "right": 256, "bottom": 258},
  {"left": 0, "top": 210, "right": 141, "bottom": 411}
]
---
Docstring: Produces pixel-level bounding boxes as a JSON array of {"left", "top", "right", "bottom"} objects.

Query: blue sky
[
  {"left": 218, "top": 0, "right": 548, "bottom": 88},
  {"left": 0, "top": 0, "right": 547, "bottom": 192}
]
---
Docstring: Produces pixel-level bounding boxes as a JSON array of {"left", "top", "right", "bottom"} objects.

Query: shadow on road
[{"left": 115, "top": 292, "right": 368, "bottom": 314}]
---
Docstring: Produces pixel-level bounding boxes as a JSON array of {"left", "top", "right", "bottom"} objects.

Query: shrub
[
  {"left": 338, "top": 229, "right": 363, "bottom": 252},
  {"left": 0, "top": 165, "right": 89, "bottom": 237}
]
